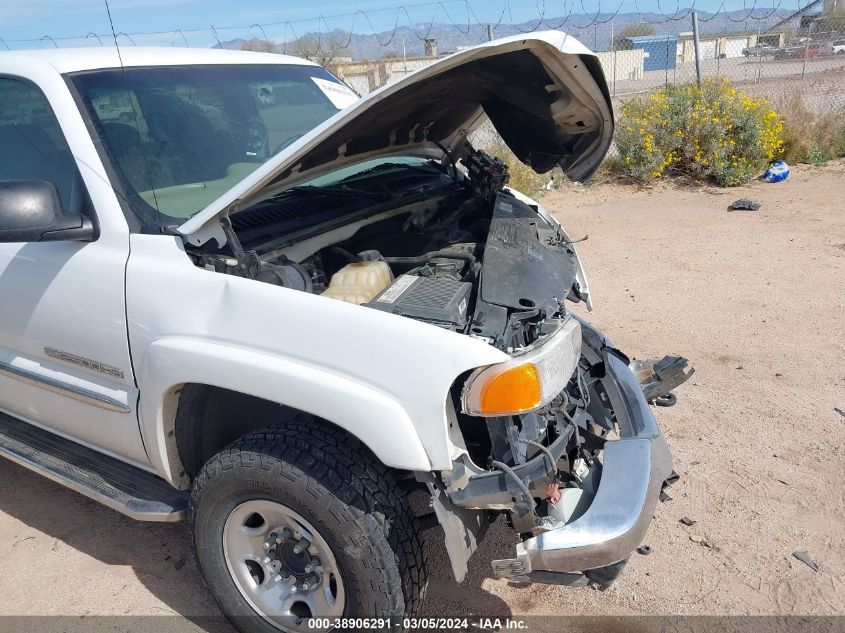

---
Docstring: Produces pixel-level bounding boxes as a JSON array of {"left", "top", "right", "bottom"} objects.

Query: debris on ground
[
  {"left": 637, "top": 545, "right": 652, "bottom": 555},
  {"left": 730, "top": 198, "right": 761, "bottom": 211},
  {"left": 679, "top": 516, "right": 697, "bottom": 527},
  {"left": 792, "top": 550, "right": 819, "bottom": 572},
  {"left": 775, "top": 478, "right": 789, "bottom": 486},
  {"left": 835, "top": 407, "right": 845, "bottom": 418},
  {"left": 174, "top": 558, "right": 186, "bottom": 570},
  {"left": 762, "top": 160, "right": 790, "bottom": 183},
  {"left": 690, "top": 534, "right": 715, "bottom": 548},
  {"left": 659, "top": 490, "right": 673, "bottom": 502}
]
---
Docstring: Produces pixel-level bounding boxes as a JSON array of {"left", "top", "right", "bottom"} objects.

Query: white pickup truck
[{"left": 0, "top": 33, "right": 684, "bottom": 633}]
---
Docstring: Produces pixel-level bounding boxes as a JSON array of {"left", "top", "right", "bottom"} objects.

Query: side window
[{"left": 0, "top": 77, "right": 82, "bottom": 213}]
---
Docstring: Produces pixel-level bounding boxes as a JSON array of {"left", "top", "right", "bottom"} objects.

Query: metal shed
[{"left": 623, "top": 35, "right": 678, "bottom": 71}]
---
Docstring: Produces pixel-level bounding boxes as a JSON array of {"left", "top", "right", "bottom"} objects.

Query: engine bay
[
  {"left": 190, "top": 150, "right": 586, "bottom": 353},
  {"left": 184, "top": 150, "right": 673, "bottom": 588}
]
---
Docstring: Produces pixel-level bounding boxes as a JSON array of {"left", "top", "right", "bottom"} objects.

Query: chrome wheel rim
[{"left": 223, "top": 499, "right": 345, "bottom": 631}]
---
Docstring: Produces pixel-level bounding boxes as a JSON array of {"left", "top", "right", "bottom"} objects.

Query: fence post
[
  {"left": 611, "top": 23, "right": 617, "bottom": 96},
  {"left": 486, "top": 24, "right": 494, "bottom": 42},
  {"left": 757, "top": 26, "right": 763, "bottom": 84},
  {"left": 801, "top": 40, "right": 809, "bottom": 80},
  {"left": 692, "top": 10, "right": 702, "bottom": 86}
]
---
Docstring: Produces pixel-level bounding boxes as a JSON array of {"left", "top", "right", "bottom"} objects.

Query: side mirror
[{"left": 0, "top": 181, "right": 96, "bottom": 243}]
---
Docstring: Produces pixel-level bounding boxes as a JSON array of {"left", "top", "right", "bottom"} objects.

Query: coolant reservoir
[{"left": 322, "top": 251, "right": 392, "bottom": 305}]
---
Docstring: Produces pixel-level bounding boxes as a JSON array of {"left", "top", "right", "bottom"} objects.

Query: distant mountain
[{"left": 215, "top": 9, "right": 796, "bottom": 61}]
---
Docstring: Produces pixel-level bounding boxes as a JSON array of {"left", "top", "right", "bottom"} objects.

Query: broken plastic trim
[
  {"left": 444, "top": 423, "right": 575, "bottom": 510},
  {"left": 629, "top": 355, "right": 694, "bottom": 404},
  {"left": 491, "top": 350, "right": 673, "bottom": 579}
]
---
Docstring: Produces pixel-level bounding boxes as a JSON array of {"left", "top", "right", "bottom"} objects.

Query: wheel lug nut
[
  {"left": 292, "top": 537, "right": 309, "bottom": 554},
  {"left": 309, "top": 557, "right": 321, "bottom": 572}
]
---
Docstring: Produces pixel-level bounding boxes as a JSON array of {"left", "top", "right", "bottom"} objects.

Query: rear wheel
[{"left": 189, "top": 424, "right": 428, "bottom": 633}]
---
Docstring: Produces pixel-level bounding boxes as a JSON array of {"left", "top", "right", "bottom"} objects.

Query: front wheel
[{"left": 189, "top": 425, "right": 428, "bottom": 633}]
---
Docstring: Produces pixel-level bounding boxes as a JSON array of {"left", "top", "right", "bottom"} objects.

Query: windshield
[
  {"left": 299, "top": 157, "right": 436, "bottom": 189},
  {"left": 70, "top": 64, "right": 355, "bottom": 226}
]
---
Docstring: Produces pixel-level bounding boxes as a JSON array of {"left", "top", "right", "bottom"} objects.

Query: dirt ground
[{"left": 0, "top": 162, "right": 842, "bottom": 625}]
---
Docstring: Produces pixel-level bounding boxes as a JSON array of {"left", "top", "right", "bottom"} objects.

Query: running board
[{"left": 0, "top": 411, "right": 187, "bottom": 521}]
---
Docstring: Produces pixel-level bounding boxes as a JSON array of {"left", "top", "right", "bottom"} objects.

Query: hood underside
[{"left": 180, "top": 31, "right": 614, "bottom": 247}]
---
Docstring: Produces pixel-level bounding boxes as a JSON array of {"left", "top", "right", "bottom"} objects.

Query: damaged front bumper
[{"left": 491, "top": 349, "right": 674, "bottom": 585}]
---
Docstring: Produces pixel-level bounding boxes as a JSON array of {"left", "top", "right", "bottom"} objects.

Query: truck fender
[{"left": 137, "top": 337, "right": 432, "bottom": 487}]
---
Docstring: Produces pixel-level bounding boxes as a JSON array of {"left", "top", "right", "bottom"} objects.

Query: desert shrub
[
  {"left": 774, "top": 92, "right": 845, "bottom": 165},
  {"left": 806, "top": 142, "right": 833, "bottom": 165},
  {"left": 614, "top": 78, "right": 784, "bottom": 186},
  {"left": 484, "top": 137, "right": 554, "bottom": 195}
]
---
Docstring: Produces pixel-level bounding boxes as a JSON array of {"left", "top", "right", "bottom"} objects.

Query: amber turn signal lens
[
  {"left": 478, "top": 363, "right": 542, "bottom": 415},
  {"left": 461, "top": 317, "right": 582, "bottom": 417}
]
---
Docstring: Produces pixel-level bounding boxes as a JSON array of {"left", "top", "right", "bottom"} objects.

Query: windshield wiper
[
  {"left": 335, "top": 161, "right": 444, "bottom": 184},
  {"left": 272, "top": 185, "right": 394, "bottom": 201}
]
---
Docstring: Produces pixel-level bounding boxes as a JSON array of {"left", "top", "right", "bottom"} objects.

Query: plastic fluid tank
[{"left": 322, "top": 259, "right": 392, "bottom": 304}]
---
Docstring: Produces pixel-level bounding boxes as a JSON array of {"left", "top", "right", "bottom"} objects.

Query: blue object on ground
[{"left": 763, "top": 161, "right": 790, "bottom": 183}]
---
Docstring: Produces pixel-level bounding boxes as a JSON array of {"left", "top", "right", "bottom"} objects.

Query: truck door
[{"left": 0, "top": 75, "right": 149, "bottom": 466}]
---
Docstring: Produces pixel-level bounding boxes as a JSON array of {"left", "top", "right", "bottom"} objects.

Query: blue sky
[{"left": 2, "top": 0, "right": 804, "bottom": 48}]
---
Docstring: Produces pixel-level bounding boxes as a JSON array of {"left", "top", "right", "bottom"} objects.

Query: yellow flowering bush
[{"left": 615, "top": 78, "right": 784, "bottom": 186}]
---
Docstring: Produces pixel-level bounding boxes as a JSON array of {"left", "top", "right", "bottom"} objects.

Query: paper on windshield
[{"left": 312, "top": 77, "right": 358, "bottom": 109}]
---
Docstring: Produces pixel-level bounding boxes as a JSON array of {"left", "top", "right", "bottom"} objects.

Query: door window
[{"left": 0, "top": 78, "right": 82, "bottom": 213}]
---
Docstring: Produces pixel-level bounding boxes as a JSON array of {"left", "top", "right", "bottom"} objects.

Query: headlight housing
[{"left": 461, "top": 317, "right": 582, "bottom": 416}]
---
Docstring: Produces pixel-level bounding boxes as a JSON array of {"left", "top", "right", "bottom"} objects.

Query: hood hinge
[{"left": 220, "top": 216, "right": 260, "bottom": 279}]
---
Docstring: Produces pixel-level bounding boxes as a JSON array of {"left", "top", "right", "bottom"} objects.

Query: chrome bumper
[{"left": 492, "top": 350, "right": 673, "bottom": 580}]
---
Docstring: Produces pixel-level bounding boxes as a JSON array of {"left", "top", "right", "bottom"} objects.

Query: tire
[{"left": 189, "top": 423, "right": 428, "bottom": 633}]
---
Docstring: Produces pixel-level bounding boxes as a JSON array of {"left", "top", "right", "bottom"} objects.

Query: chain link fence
[
  {"left": 467, "top": 12, "right": 845, "bottom": 162},
  {"left": 323, "top": 9, "right": 845, "bottom": 161},
  {"left": 6, "top": 2, "right": 844, "bottom": 164}
]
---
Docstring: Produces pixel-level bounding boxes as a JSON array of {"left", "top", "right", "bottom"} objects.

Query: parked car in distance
[
  {"left": 833, "top": 37, "right": 845, "bottom": 54},
  {"left": 742, "top": 44, "right": 777, "bottom": 57},
  {"left": 774, "top": 43, "right": 822, "bottom": 59}
]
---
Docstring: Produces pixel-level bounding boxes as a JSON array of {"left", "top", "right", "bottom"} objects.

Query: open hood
[{"left": 180, "top": 31, "right": 614, "bottom": 247}]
